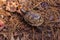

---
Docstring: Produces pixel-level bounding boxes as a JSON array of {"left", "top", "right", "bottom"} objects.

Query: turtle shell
[{"left": 23, "top": 10, "right": 44, "bottom": 26}]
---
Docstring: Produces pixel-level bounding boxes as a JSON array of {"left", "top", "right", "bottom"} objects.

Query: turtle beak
[
  {"left": 20, "top": 8, "right": 29, "bottom": 15},
  {"left": 20, "top": 8, "right": 26, "bottom": 13}
]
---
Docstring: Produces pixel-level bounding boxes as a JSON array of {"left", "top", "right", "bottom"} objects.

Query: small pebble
[
  {"left": 0, "top": 20, "right": 4, "bottom": 27},
  {"left": 40, "top": 2, "right": 49, "bottom": 9},
  {"left": 0, "top": 15, "right": 4, "bottom": 18},
  {"left": 49, "top": 16, "right": 54, "bottom": 21},
  {"left": 0, "top": 20, "right": 4, "bottom": 31}
]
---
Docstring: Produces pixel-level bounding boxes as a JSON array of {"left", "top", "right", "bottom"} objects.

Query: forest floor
[{"left": 0, "top": 0, "right": 60, "bottom": 40}]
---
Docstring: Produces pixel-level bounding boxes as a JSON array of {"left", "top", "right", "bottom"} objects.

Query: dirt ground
[{"left": 0, "top": 0, "right": 60, "bottom": 40}]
